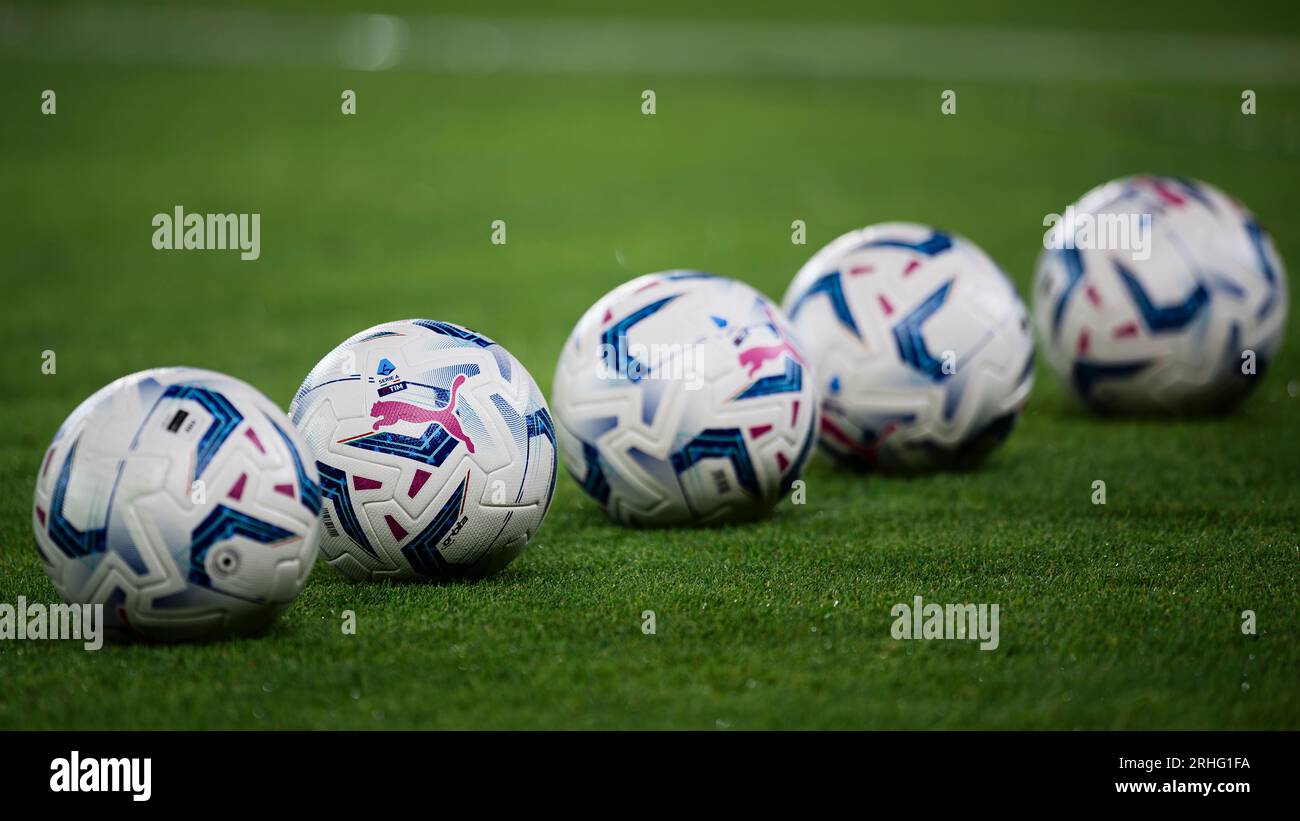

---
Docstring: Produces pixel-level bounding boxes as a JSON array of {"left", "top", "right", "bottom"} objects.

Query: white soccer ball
[
  {"left": 552, "top": 272, "right": 817, "bottom": 527},
  {"left": 32, "top": 367, "right": 321, "bottom": 641},
  {"left": 290, "top": 320, "right": 556, "bottom": 581},
  {"left": 783, "top": 223, "right": 1034, "bottom": 472},
  {"left": 1033, "top": 175, "right": 1287, "bottom": 414}
]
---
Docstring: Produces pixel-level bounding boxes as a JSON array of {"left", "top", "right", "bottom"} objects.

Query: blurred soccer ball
[
  {"left": 552, "top": 272, "right": 817, "bottom": 527},
  {"left": 783, "top": 223, "right": 1034, "bottom": 472},
  {"left": 1033, "top": 175, "right": 1287, "bottom": 414},
  {"left": 32, "top": 368, "right": 321, "bottom": 641},
  {"left": 290, "top": 320, "right": 555, "bottom": 580}
]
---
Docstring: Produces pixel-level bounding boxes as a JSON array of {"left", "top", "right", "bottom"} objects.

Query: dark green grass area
[
  {"left": 146, "top": 0, "right": 1300, "bottom": 37},
  {"left": 1, "top": 47, "right": 1298, "bottom": 728}
]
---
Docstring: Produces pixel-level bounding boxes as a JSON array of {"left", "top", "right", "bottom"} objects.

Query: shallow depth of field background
[{"left": 1, "top": 0, "right": 1297, "bottom": 729}]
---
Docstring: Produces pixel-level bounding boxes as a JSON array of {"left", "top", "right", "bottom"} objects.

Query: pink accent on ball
[
  {"left": 244, "top": 428, "right": 266, "bottom": 454},
  {"left": 384, "top": 514, "right": 408, "bottom": 541},
  {"left": 408, "top": 469, "right": 432, "bottom": 498}
]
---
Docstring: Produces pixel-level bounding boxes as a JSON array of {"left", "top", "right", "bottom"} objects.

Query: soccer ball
[
  {"left": 31, "top": 368, "right": 321, "bottom": 641},
  {"left": 551, "top": 272, "right": 817, "bottom": 527},
  {"left": 783, "top": 223, "right": 1034, "bottom": 472},
  {"left": 1033, "top": 175, "right": 1288, "bottom": 414},
  {"left": 289, "top": 320, "right": 556, "bottom": 581}
]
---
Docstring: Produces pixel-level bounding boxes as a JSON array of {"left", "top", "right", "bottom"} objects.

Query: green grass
[{"left": 1, "top": 7, "right": 1298, "bottom": 728}]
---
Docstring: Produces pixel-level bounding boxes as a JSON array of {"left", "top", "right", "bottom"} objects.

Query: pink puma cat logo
[
  {"left": 738, "top": 341, "right": 804, "bottom": 377},
  {"left": 370, "top": 373, "right": 476, "bottom": 453}
]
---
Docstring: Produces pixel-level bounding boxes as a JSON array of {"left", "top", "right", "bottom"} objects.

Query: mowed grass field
[{"left": 1, "top": 2, "right": 1298, "bottom": 729}]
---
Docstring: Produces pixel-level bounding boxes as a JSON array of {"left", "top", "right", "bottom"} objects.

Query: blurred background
[
  {"left": 4, "top": 1, "right": 1299, "bottom": 394},
  {"left": 3, "top": 1, "right": 1298, "bottom": 403}
]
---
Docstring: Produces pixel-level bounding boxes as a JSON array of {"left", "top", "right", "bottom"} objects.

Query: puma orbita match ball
[
  {"left": 290, "top": 320, "right": 557, "bottom": 581},
  {"left": 552, "top": 272, "right": 817, "bottom": 527},
  {"left": 1034, "top": 175, "right": 1288, "bottom": 414},
  {"left": 31, "top": 368, "right": 322, "bottom": 641},
  {"left": 783, "top": 223, "right": 1035, "bottom": 472}
]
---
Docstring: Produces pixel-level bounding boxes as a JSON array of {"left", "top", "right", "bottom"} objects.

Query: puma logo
[
  {"left": 738, "top": 341, "right": 803, "bottom": 377},
  {"left": 370, "top": 373, "right": 476, "bottom": 453}
]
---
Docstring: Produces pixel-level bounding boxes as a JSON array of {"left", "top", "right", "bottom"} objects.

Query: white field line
[{"left": 2, "top": 4, "right": 1300, "bottom": 85}]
